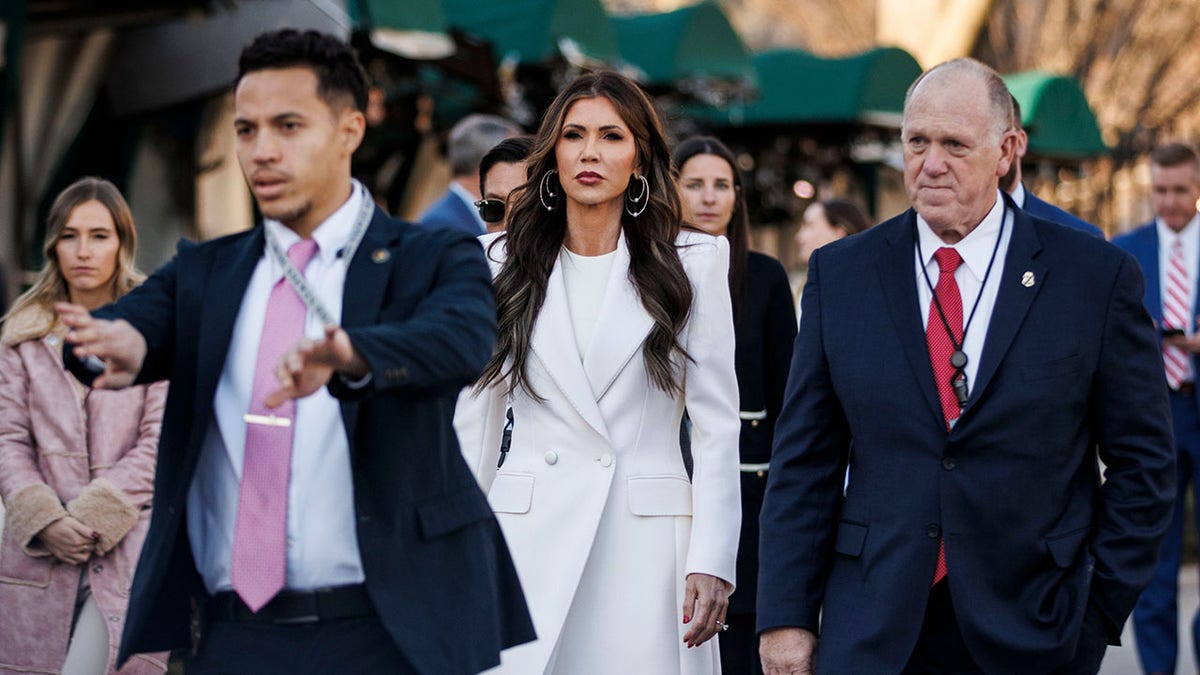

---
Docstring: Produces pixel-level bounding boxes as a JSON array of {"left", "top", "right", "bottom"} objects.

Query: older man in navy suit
[
  {"left": 758, "top": 58, "right": 1173, "bottom": 675},
  {"left": 1114, "top": 142, "right": 1200, "bottom": 675},
  {"left": 58, "top": 30, "right": 532, "bottom": 675}
]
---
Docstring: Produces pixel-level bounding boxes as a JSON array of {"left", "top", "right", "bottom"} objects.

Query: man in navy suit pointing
[
  {"left": 58, "top": 29, "right": 532, "bottom": 675},
  {"left": 758, "top": 58, "right": 1173, "bottom": 675}
]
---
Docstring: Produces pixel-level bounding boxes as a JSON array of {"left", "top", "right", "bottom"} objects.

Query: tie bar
[{"left": 243, "top": 414, "right": 292, "bottom": 428}]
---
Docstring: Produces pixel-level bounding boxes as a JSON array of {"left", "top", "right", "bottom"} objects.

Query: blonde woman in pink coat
[{"left": 0, "top": 177, "right": 168, "bottom": 675}]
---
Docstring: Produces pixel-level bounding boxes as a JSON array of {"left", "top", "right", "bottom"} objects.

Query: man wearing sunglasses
[
  {"left": 475, "top": 136, "right": 534, "bottom": 233},
  {"left": 420, "top": 114, "right": 521, "bottom": 235}
]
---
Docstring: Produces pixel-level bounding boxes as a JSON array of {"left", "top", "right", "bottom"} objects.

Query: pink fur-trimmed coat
[{"left": 0, "top": 307, "right": 169, "bottom": 675}]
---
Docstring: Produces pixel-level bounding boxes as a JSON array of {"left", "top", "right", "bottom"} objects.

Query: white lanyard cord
[{"left": 264, "top": 181, "right": 375, "bottom": 327}]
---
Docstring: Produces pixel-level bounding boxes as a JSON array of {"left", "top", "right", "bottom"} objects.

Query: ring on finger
[{"left": 715, "top": 619, "right": 730, "bottom": 631}]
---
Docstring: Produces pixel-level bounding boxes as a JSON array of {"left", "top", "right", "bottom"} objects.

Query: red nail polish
[{"left": 683, "top": 615, "right": 690, "bottom": 624}]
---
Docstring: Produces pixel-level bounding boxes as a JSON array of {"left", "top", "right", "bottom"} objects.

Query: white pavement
[{"left": 1101, "top": 563, "right": 1198, "bottom": 675}]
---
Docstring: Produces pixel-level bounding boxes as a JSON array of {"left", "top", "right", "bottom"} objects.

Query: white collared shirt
[
  {"left": 1012, "top": 182, "right": 1027, "bottom": 208},
  {"left": 915, "top": 191, "right": 1012, "bottom": 395},
  {"left": 188, "top": 182, "right": 368, "bottom": 594},
  {"left": 450, "top": 181, "right": 487, "bottom": 234},
  {"left": 1156, "top": 213, "right": 1200, "bottom": 336}
]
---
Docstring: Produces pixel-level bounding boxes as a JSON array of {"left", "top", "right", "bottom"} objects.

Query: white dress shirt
[
  {"left": 915, "top": 191, "right": 1012, "bottom": 397},
  {"left": 1156, "top": 213, "right": 1200, "bottom": 336},
  {"left": 1012, "top": 182, "right": 1028, "bottom": 208},
  {"left": 188, "top": 182, "right": 368, "bottom": 594}
]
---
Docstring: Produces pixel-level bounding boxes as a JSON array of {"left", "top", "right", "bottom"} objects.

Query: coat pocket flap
[
  {"left": 1044, "top": 525, "right": 1091, "bottom": 568},
  {"left": 488, "top": 472, "right": 535, "bottom": 514},
  {"left": 834, "top": 521, "right": 868, "bottom": 557},
  {"left": 417, "top": 487, "right": 494, "bottom": 539},
  {"left": 627, "top": 475, "right": 692, "bottom": 516}
]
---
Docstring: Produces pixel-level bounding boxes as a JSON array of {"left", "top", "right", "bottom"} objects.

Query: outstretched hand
[
  {"left": 56, "top": 302, "right": 146, "bottom": 389},
  {"left": 264, "top": 325, "right": 368, "bottom": 408}
]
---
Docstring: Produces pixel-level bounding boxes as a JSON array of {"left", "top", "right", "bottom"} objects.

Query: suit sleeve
[
  {"left": 682, "top": 237, "right": 742, "bottom": 585},
  {"left": 0, "top": 343, "right": 67, "bottom": 555},
  {"left": 757, "top": 248, "right": 852, "bottom": 635},
  {"left": 762, "top": 259, "right": 798, "bottom": 432},
  {"left": 338, "top": 230, "right": 497, "bottom": 396},
  {"left": 1088, "top": 253, "right": 1176, "bottom": 635}
]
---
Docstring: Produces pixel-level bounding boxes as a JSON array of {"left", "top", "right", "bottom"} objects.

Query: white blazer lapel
[
  {"left": 582, "top": 232, "right": 654, "bottom": 401},
  {"left": 531, "top": 256, "right": 611, "bottom": 440}
]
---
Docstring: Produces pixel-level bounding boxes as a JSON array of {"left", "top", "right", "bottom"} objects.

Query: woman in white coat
[{"left": 459, "top": 70, "right": 741, "bottom": 674}]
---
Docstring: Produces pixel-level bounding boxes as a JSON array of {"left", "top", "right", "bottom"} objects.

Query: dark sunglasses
[{"left": 475, "top": 198, "right": 505, "bottom": 223}]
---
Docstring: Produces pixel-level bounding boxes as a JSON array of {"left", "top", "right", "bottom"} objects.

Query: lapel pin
[
  {"left": 372, "top": 248, "right": 390, "bottom": 264},
  {"left": 1021, "top": 271, "right": 1036, "bottom": 288}
]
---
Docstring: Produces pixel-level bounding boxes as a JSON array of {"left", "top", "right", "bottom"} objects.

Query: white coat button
[
  {"left": 544, "top": 451, "right": 558, "bottom": 465},
  {"left": 599, "top": 453, "right": 614, "bottom": 468}
]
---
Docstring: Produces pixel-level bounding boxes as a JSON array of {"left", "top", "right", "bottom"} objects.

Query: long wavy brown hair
[
  {"left": 478, "top": 70, "right": 693, "bottom": 398},
  {"left": 1, "top": 177, "right": 143, "bottom": 344}
]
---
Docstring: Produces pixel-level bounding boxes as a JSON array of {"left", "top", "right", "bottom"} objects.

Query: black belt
[
  {"left": 1173, "top": 381, "right": 1196, "bottom": 396},
  {"left": 206, "top": 584, "right": 374, "bottom": 624}
]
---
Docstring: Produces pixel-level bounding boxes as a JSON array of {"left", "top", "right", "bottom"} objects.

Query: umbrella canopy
[
  {"left": 359, "top": 0, "right": 619, "bottom": 64},
  {"left": 703, "top": 46, "right": 921, "bottom": 127},
  {"left": 610, "top": 0, "right": 753, "bottom": 87},
  {"left": 1004, "top": 71, "right": 1108, "bottom": 159}
]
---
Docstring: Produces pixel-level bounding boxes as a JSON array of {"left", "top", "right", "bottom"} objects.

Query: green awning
[
  {"left": 356, "top": 0, "right": 619, "bottom": 63},
  {"left": 703, "top": 46, "right": 921, "bottom": 126},
  {"left": 446, "top": 0, "right": 619, "bottom": 64},
  {"left": 352, "top": 0, "right": 454, "bottom": 59},
  {"left": 1003, "top": 71, "right": 1108, "bottom": 159},
  {"left": 610, "top": 1, "right": 753, "bottom": 86}
]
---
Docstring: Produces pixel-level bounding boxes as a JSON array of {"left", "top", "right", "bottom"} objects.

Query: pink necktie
[
  {"left": 231, "top": 238, "right": 319, "bottom": 612},
  {"left": 1163, "top": 238, "right": 1192, "bottom": 389},
  {"left": 926, "top": 247, "right": 963, "bottom": 586}
]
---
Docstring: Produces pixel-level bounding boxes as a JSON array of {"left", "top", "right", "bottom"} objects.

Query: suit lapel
[
  {"left": 582, "top": 233, "right": 653, "bottom": 401},
  {"left": 963, "top": 200, "right": 1045, "bottom": 418},
  {"left": 531, "top": 248, "right": 610, "bottom": 441},
  {"left": 338, "top": 209, "right": 397, "bottom": 440},
  {"left": 196, "top": 229, "right": 263, "bottom": 408},
  {"left": 876, "top": 211, "right": 944, "bottom": 428},
  {"left": 342, "top": 209, "right": 395, "bottom": 329}
]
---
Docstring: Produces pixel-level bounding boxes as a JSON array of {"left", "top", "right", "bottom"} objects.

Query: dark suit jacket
[
  {"left": 729, "top": 252, "right": 796, "bottom": 615},
  {"left": 418, "top": 189, "right": 483, "bottom": 235},
  {"left": 73, "top": 209, "right": 534, "bottom": 675},
  {"left": 1113, "top": 220, "right": 1198, "bottom": 408},
  {"left": 758, "top": 198, "right": 1175, "bottom": 674},
  {"left": 1023, "top": 188, "right": 1103, "bottom": 238}
]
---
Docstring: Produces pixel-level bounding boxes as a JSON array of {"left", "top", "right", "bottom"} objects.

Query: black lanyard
[{"left": 914, "top": 205, "right": 1008, "bottom": 408}]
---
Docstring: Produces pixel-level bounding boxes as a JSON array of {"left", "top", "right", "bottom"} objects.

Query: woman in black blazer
[{"left": 674, "top": 136, "right": 796, "bottom": 675}]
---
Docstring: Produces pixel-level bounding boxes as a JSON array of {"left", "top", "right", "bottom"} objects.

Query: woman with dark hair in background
[
  {"left": 0, "top": 177, "right": 167, "bottom": 674},
  {"left": 674, "top": 136, "right": 796, "bottom": 675},
  {"left": 793, "top": 198, "right": 872, "bottom": 323},
  {"left": 459, "top": 71, "right": 741, "bottom": 673},
  {"left": 794, "top": 197, "right": 872, "bottom": 266}
]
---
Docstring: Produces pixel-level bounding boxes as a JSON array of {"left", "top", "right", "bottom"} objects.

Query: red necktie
[
  {"left": 231, "top": 238, "right": 319, "bottom": 612},
  {"left": 926, "top": 247, "right": 963, "bottom": 585},
  {"left": 1163, "top": 238, "right": 1191, "bottom": 388}
]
